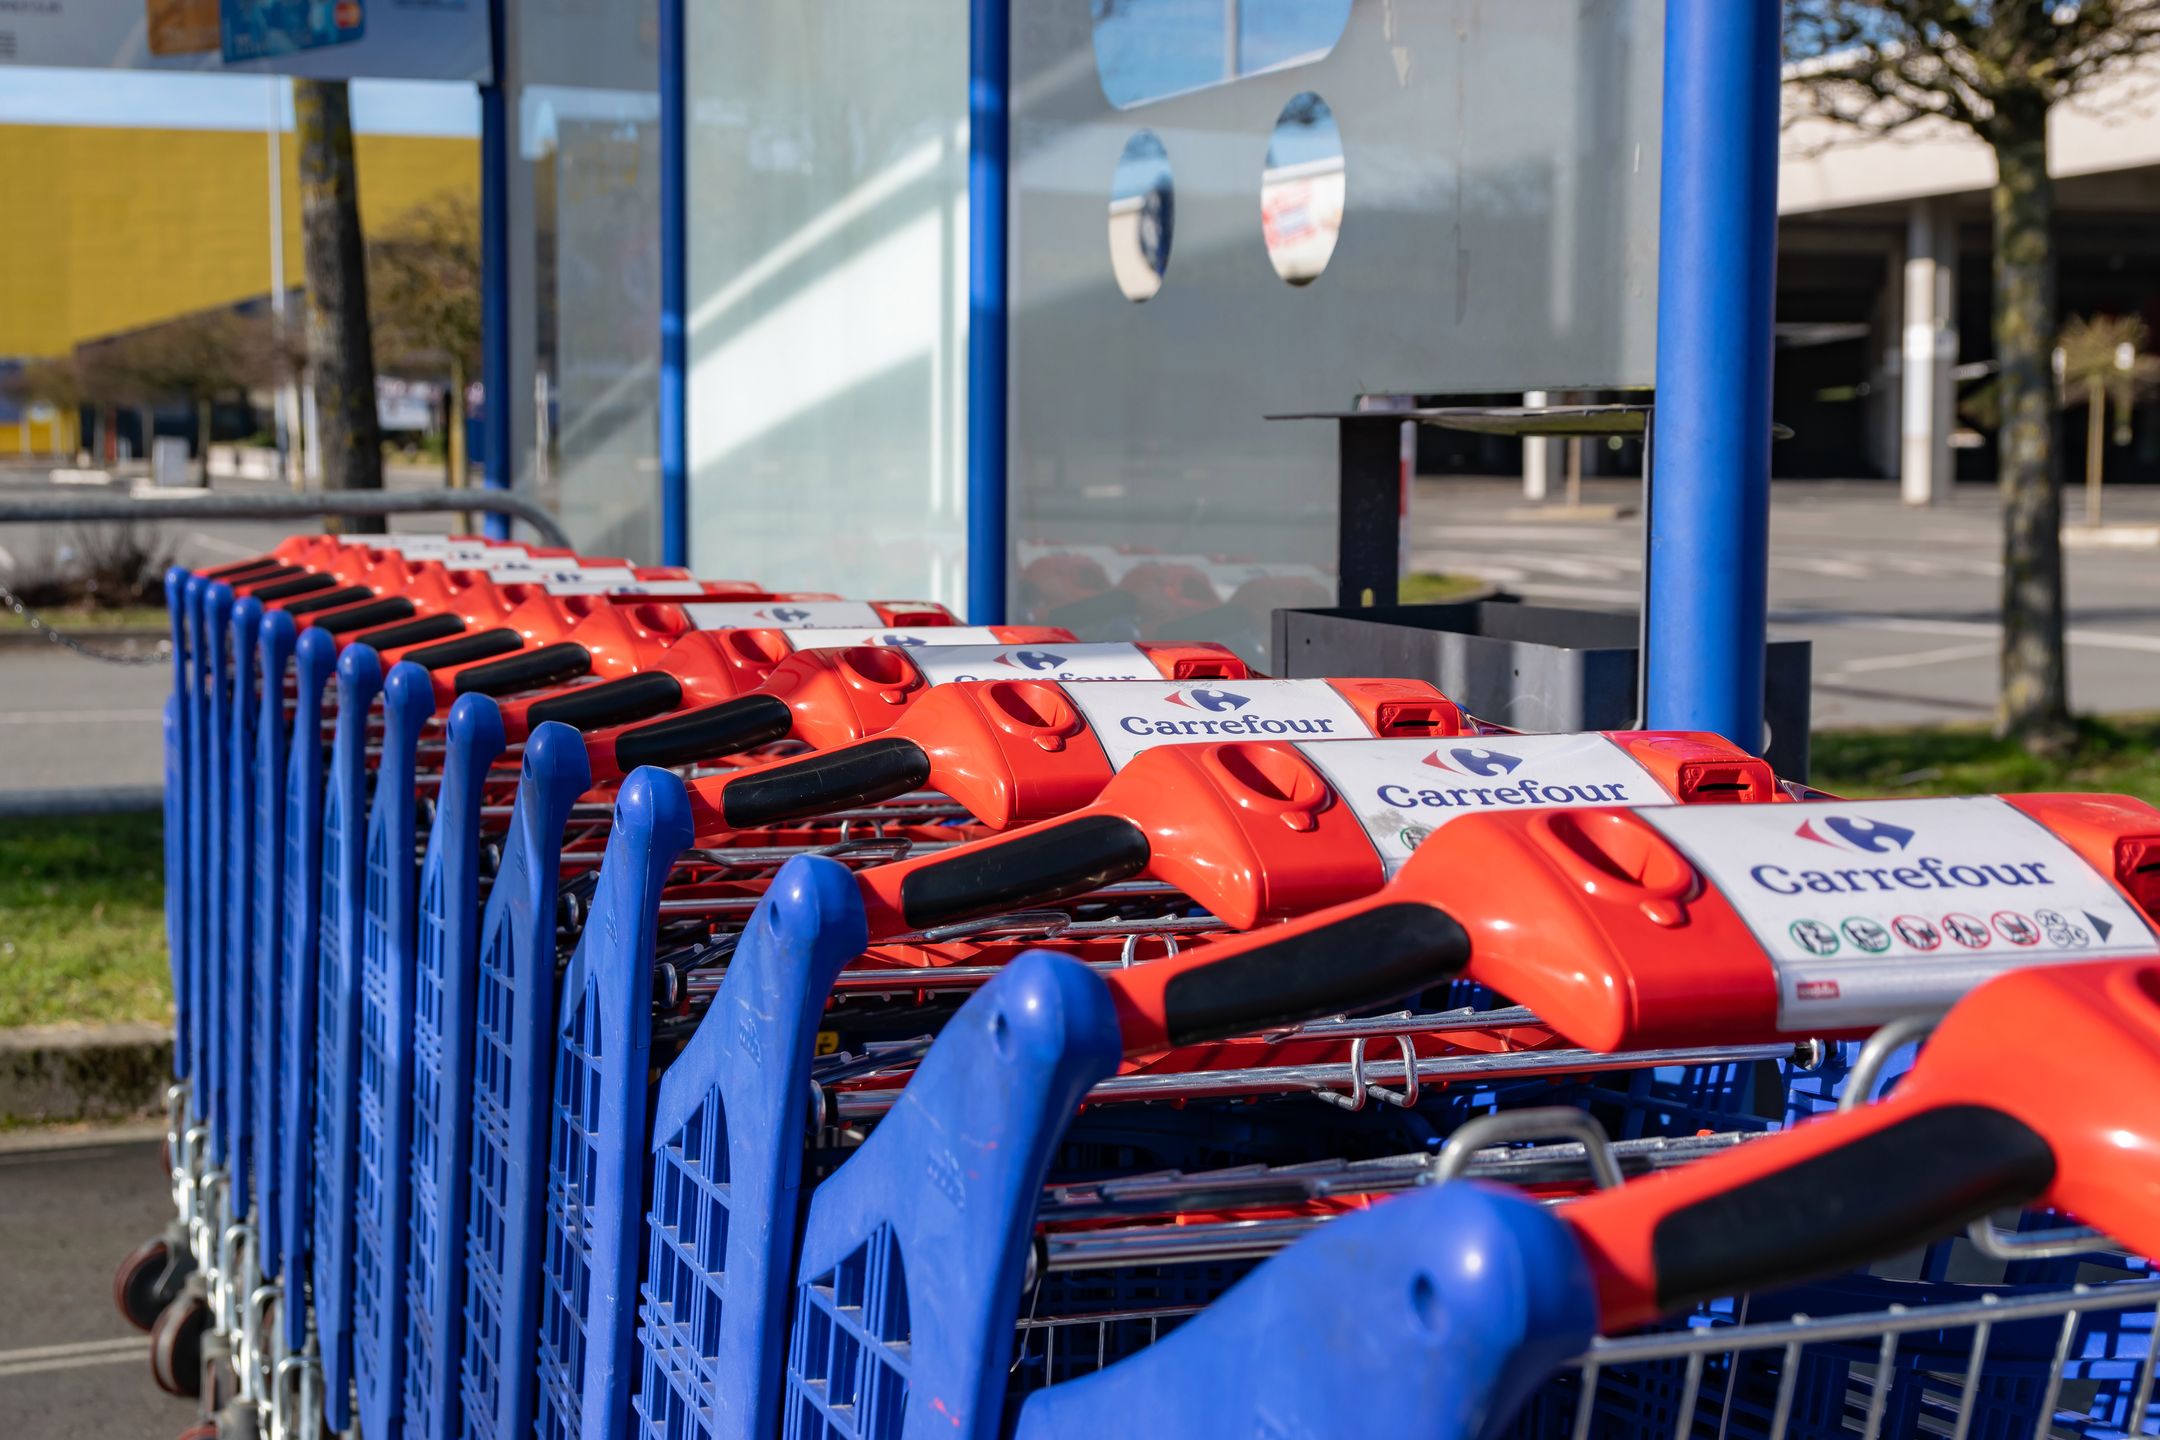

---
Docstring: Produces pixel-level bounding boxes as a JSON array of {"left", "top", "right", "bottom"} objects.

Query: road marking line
[
  {"left": 0, "top": 1349, "right": 149, "bottom": 1379},
  {"left": 1773, "top": 612, "right": 2160, "bottom": 656},
  {"left": 0, "top": 1337, "right": 147, "bottom": 1364},
  {"left": 1832, "top": 642, "right": 1999, "bottom": 676},
  {"left": 1777, "top": 556, "right": 1873, "bottom": 580}
]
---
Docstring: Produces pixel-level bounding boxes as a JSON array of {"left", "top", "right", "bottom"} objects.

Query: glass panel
[
  {"left": 518, "top": 3, "right": 663, "bottom": 562},
  {"left": 684, "top": 2, "right": 971, "bottom": 610},
  {"left": 1091, "top": 0, "right": 1354, "bottom": 110},
  {"left": 1012, "top": 0, "right": 1663, "bottom": 665}
]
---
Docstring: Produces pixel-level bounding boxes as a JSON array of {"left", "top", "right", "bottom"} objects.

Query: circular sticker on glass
[
  {"left": 1789, "top": 919, "right": 1840, "bottom": 957},
  {"left": 1891, "top": 915, "right": 1941, "bottom": 952},
  {"left": 1840, "top": 917, "right": 1891, "bottom": 954},
  {"left": 1990, "top": 911, "right": 2040, "bottom": 947},
  {"left": 1942, "top": 913, "right": 1992, "bottom": 949}
]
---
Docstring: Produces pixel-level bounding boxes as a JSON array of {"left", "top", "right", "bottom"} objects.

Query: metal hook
[
  {"left": 1117, "top": 931, "right": 1182, "bottom": 969},
  {"left": 1314, "top": 1036, "right": 1422, "bottom": 1112},
  {"left": 1426, "top": 1107, "right": 1625, "bottom": 1190},
  {"left": 1837, "top": 1014, "right": 1938, "bottom": 1114}
]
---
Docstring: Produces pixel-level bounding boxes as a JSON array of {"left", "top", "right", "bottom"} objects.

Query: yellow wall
[{"left": 0, "top": 125, "right": 476, "bottom": 359}]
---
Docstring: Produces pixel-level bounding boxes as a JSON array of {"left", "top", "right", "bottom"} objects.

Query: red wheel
[
  {"left": 148, "top": 1293, "right": 210, "bottom": 1398},
  {"left": 113, "top": 1236, "right": 187, "bottom": 1332},
  {"left": 176, "top": 1426, "right": 217, "bottom": 1440}
]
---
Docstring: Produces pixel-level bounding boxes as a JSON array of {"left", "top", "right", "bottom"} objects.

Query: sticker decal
[
  {"left": 1293, "top": 734, "right": 1669, "bottom": 875},
  {"left": 1643, "top": 796, "right": 2156, "bottom": 1030},
  {"left": 541, "top": 577, "right": 708, "bottom": 596},
  {"left": 683, "top": 600, "right": 885, "bottom": 629},
  {"left": 908, "top": 643, "right": 1159, "bottom": 683},
  {"left": 780, "top": 627, "right": 1011, "bottom": 652},
  {"left": 1065, "top": 680, "right": 1368, "bottom": 771}
]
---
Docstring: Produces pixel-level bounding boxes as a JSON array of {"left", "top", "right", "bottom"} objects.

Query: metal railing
[{"left": 0, "top": 487, "right": 573, "bottom": 549}]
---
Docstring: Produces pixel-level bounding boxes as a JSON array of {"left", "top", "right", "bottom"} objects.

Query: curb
[
  {"left": 0, "top": 787, "right": 164, "bottom": 817},
  {"left": 0, "top": 1023, "right": 172, "bottom": 1126}
]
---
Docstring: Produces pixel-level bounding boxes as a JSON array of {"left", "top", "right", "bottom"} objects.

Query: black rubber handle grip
[
  {"left": 1645, "top": 1103, "right": 2054, "bottom": 1314},
  {"left": 897, "top": 813, "right": 1150, "bottom": 930},
  {"left": 319, "top": 597, "right": 418, "bottom": 636},
  {"left": 524, "top": 672, "right": 684, "bottom": 732},
  {"left": 612, "top": 693, "right": 793, "bottom": 771},
  {"left": 720, "top": 736, "right": 930, "bottom": 828},
  {"left": 209, "top": 558, "right": 291, "bottom": 584},
  {"left": 453, "top": 641, "right": 593, "bottom": 696},
  {"left": 1154, "top": 902, "right": 1471, "bottom": 1048},
  {"left": 349, "top": 613, "right": 466, "bottom": 652},
  {"left": 283, "top": 584, "right": 373, "bottom": 616},
  {"left": 402, "top": 628, "right": 524, "bottom": 671},
  {"left": 243, "top": 570, "right": 327, "bottom": 600}
]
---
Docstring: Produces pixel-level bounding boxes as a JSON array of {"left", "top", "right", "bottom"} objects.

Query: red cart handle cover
[
  {"left": 682, "top": 676, "right": 1454, "bottom": 838},
  {"left": 1565, "top": 957, "right": 2160, "bottom": 1333},
  {"left": 847, "top": 731, "right": 1769, "bottom": 938},
  {"left": 592, "top": 637, "right": 1225, "bottom": 782},
  {"left": 1162, "top": 790, "right": 2160, "bottom": 1052}
]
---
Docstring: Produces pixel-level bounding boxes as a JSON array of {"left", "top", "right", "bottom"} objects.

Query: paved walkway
[{"left": 0, "top": 1129, "right": 189, "bottom": 1439}]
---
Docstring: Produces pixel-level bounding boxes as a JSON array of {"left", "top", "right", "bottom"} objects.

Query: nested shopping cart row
[{"left": 135, "top": 529, "right": 2160, "bottom": 1440}]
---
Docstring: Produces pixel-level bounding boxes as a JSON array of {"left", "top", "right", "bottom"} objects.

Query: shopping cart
[
  {"left": 764, "top": 951, "right": 2160, "bottom": 1440},
  {"left": 518, "top": 742, "right": 1803, "bottom": 1440}
]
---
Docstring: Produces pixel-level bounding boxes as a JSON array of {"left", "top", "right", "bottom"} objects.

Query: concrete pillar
[
  {"left": 1521, "top": 390, "right": 1560, "bottom": 500},
  {"left": 1900, "top": 199, "right": 1958, "bottom": 506}
]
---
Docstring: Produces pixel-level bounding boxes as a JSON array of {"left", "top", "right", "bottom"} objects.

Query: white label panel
[
  {"left": 537, "top": 574, "right": 703, "bottom": 596},
  {"left": 1644, "top": 796, "right": 2156, "bottom": 1030},
  {"left": 371, "top": 536, "right": 530, "bottom": 565},
  {"left": 1295, "top": 735, "right": 1668, "bottom": 876},
  {"left": 683, "top": 601, "right": 885, "bottom": 629},
  {"left": 483, "top": 564, "right": 637, "bottom": 586},
  {"left": 910, "top": 643, "right": 1157, "bottom": 683},
  {"left": 1065, "top": 680, "right": 1366, "bottom": 770},
  {"left": 780, "top": 627, "right": 1012, "bottom": 652}
]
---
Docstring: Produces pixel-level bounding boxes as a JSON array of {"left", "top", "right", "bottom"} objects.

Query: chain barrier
[{"left": 0, "top": 579, "right": 170, "bottom": 666}]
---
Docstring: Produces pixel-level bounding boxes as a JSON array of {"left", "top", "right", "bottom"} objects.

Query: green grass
[
  {"left": 1812, "top": 715, "right": 2160, "bottom": 806},
  {"left": 0, "top": 605, "right": 168, "bottom": 633},
  {"left": 0, "top": 813, "right": 170, "bottom": 1029},
  {"left": 1399, "top": 571, "right": 1489, "bottom": 603}
]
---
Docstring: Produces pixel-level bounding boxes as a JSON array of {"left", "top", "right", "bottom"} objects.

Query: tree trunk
[
  {"left": 446, "top": 356, "right": 472, "bottom": 535},
  {"left": 1988, "top": 98, "right": 2069, "bottom": 744},
  {"left": 196, "top": 398, "right": 213, "bottom": 485},
  {"left": 294, "top": 79, "right": 383, "bottom": 532}
]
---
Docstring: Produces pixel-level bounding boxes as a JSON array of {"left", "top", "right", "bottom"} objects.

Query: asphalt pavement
[
  {"left": 0, "top": 1128, "right": 191, "bottom": 1440},
  {"left": 1412, "top": 476, "right": 2160, "bottom": 728}
]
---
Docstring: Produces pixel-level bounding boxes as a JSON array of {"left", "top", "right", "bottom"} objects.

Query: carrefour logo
[
  {"left": 1794, "top": 815, "right": 1915, "bottom": 854},
  {"left": 1114, "top": 686, "right": 1341, "bottom": 739},
  {"left": 1163, "top": 688, "right": 1249, "bottom": 713},
  {"left": 874, "top": 633, "right": 930, "bottom": 647},
  {"left": 1422, "top": 746, "right": 1521, "bottom": 778},
  {"left": 1376, "top": 751, "right": 1633, "bottom": 810},
  {"left": 1750, "top": 819, "right": 2056, "bottom": 896},
  {"left": 994, "top": 649, "right": 1068, "bottom": 670},
  {"left": 761, "top": 606, "right": 813, "bottom": 623}
]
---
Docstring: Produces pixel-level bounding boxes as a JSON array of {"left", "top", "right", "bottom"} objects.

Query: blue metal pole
[
  {"left": 478, "top": 0, "right": 512, "bottom": 543},
  {"left": 964, "top": 0, "right": 1010, "bottom": 624},
  {"left": 1644, "top": 0, "right": 1780, "bottom": 750},
  {"left": 657, "top": 0, "right": 689, "bottom": 568}
]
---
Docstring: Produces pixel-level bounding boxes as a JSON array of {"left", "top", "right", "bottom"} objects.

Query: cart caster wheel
[
  {"left": 114, "top": 1236, "right": 188, "bottom": 1332},
  {"left": 212, "top": 1398, "right": 260, "bottom": 1440},
  {"left": 175, "top": 1425, "right": 218, "bottom": 1440},
  {"left": 148, "top": 1294, "right": 210, "bottom": 1398}
]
